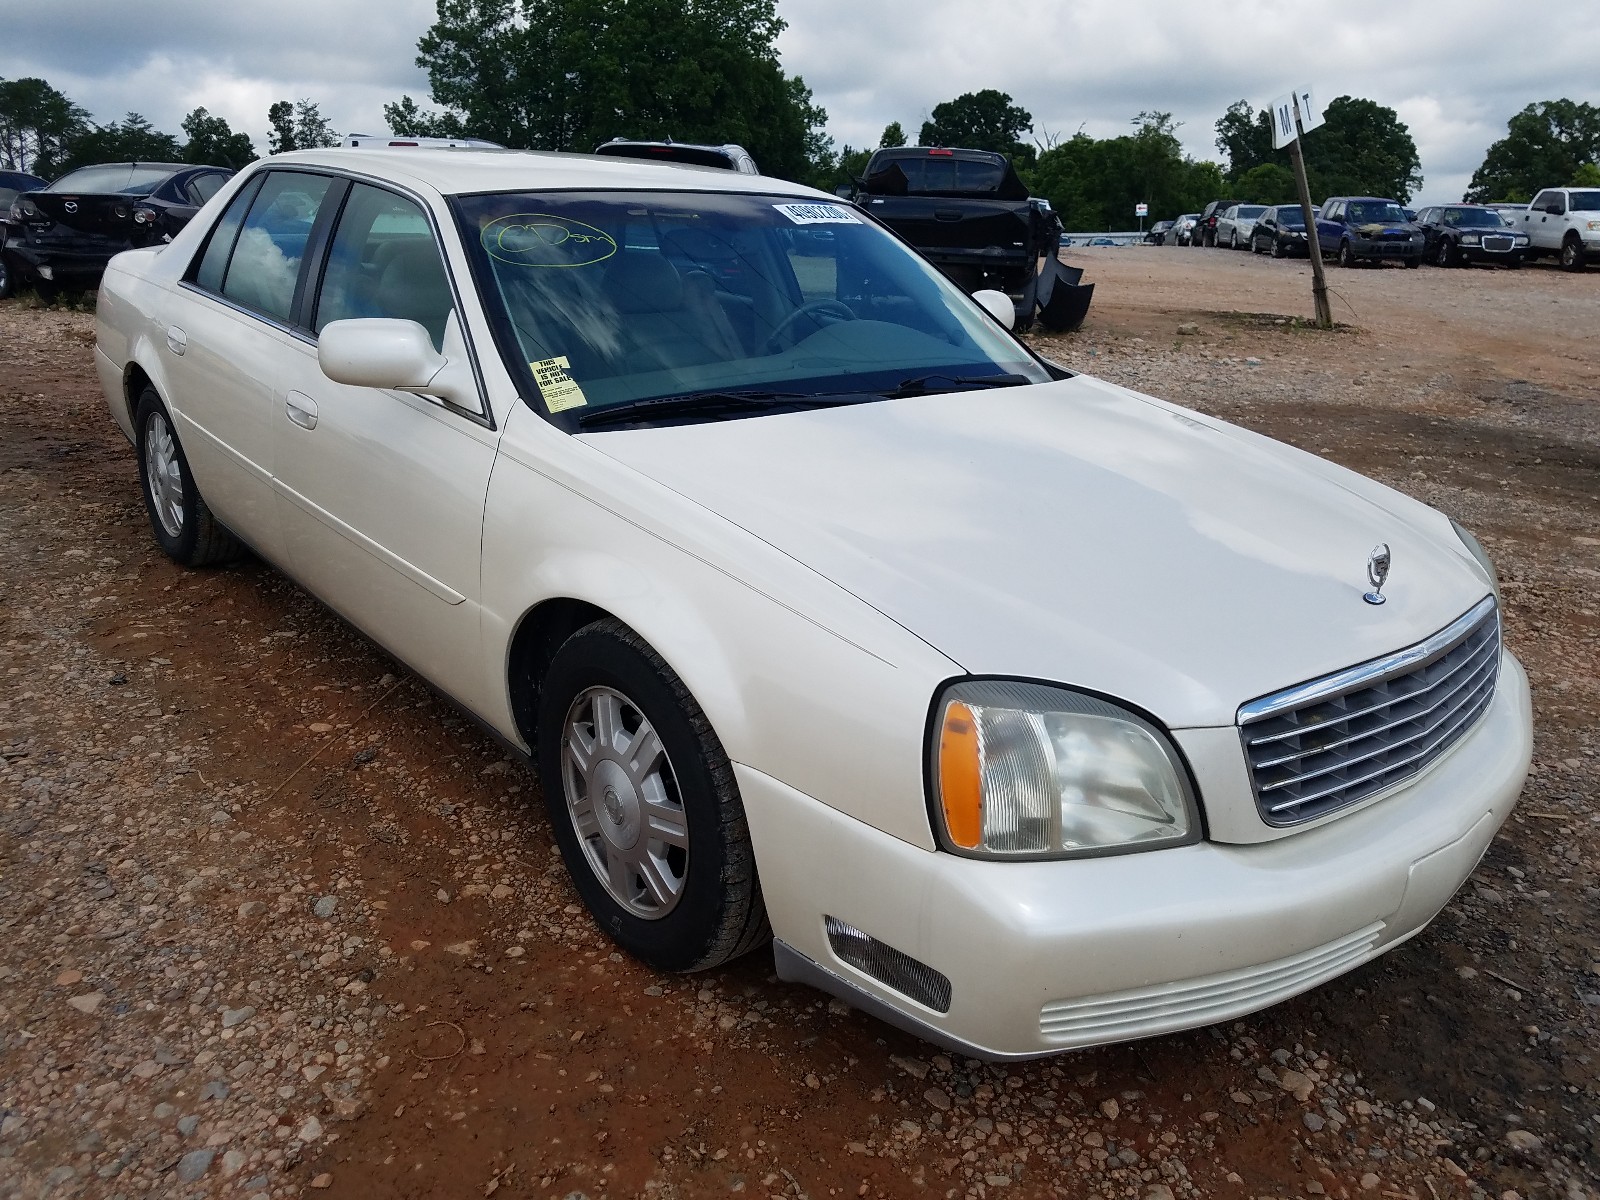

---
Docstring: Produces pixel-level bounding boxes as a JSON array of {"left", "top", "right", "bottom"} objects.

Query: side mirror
[
  {"left": 318, "top": 315, "right": 482, "bottom": 414},
  {"left": 971, "top": 288, "right": 1016, "bottom": 330},
  {"left": 1545, "top": 203, "right": 1564, "bottom": 216},
  {"left": 833, "top": 184, "right": 853, "bottom": 198}
]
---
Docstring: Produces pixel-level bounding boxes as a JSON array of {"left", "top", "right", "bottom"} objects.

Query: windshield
[
  {"left": 454, "top": 190, "right": 1050, "bottom": 425},
  {"left": 47, "top": 164, "right": 176, "bottom": 195},
  {"left": 1442, "top": 206, "right": 1506, "bottom": 227},
  {"left": 1273, "top": 207, "right": 1305, "bottom": 226},
  {"left": 1345, "top": 201, "right": 1409, "bottom": 224},
  {"left": 1237, "top": 206, "right": 1266, "bottom": 219},
  {"left": 1570, "top": 191, "right": 1600, "bottom": 212}
]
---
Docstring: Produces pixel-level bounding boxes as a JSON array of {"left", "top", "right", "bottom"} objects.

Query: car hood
[{"left": 582, "top": 376, "right": 1491, "bottom": 728}]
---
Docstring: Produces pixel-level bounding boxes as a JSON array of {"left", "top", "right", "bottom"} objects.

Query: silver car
[{"left": 1215, "top": 204, "right": 1268, "bottom": 250}]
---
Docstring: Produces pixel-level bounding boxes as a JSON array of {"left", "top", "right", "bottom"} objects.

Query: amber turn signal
[{"left": 938, "top": 701, "right": 983, "bottom": 848}]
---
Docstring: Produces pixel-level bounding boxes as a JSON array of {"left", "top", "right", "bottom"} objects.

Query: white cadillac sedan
[{"left": 95, "top": 149, "right": 1530, "bottom": 1060}]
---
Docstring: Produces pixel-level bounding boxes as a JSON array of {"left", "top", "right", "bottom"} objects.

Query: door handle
[
  {"left": 165, "top": 326, "right": 187, "bottom": 356},
  {"left": 285, "top": 393, "right": 319, "bottom": 430}
]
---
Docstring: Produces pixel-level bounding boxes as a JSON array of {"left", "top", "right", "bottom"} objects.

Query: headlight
[
  {"left": 930, "top": 680, "right": 1199, "bottom": 859},
  {"left": 1514, "top": 235, "right": 1529, "bottom": 244},
  {"left": 1451, "top": 519, "right": 1500, "bottom": 601},
  {"left": 1461, "top": 234, "right": 1480, "bottom": 245},
  {"left": 1586, "top": 221, "right": 1600, "bottom": 232}
]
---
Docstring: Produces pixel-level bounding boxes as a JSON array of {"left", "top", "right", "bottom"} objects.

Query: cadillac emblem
[{"left": 1363, "top": 543, "right": 1391, "bottom": 605}]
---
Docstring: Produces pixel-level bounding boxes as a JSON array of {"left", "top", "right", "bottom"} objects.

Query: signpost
[
  {"left": 1135, "top": 202, "right": 1148, "bottom": 235},
  {"left": 1271, "top": 88, "right": 1332, "bottom": 329}
]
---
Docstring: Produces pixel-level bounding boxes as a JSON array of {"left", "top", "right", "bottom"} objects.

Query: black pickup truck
[{"left": 848, "top": 146, "right": 1092, "bottom": 332}]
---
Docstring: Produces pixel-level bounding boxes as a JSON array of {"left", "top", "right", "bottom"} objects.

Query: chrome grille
[
  {"left": 1481, "top": 235, "right": 1514, "bottom": 252},
  {"left": 1239, "top": 597, "right": 1500, "bottom": 826}
]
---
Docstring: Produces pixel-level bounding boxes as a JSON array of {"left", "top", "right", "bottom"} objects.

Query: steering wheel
[{"left": 763, "top": 299, "right": 857, "bottom": 353}]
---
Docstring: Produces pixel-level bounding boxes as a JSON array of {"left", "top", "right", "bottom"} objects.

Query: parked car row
[{"left": 1184, "top": 190, "right": 1599, "bottom": 271}]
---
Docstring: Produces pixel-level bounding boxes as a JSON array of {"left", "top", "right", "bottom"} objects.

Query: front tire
[
  {"left": 1270, "top": 237, "right": 1287, "bottom": 259},
  {"left": 134, "top": 389, "right": 243, "bottom": 567},
  {"left": 1435, "top": 238, "right": 1456, "bottom": 267},
  {"left": 1561, "top": 235, "right": 1586, "bottom": 272},
  {"left": 1337, "top": 240, "right": 1357, "bottom": 268},
  {"left": 537, "top": 618, "right": 769, "bottom": 973},
  {"left": 0, "top": 253, "right": 15, "bottom": 300}
]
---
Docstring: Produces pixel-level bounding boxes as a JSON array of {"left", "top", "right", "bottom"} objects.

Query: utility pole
[{"left": 1286, "top": 94, "right": 1332, "bottom": 329}]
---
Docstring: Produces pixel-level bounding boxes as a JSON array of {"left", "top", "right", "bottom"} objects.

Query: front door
[{"left": 269, "top": 181, "right": 498, "bottom": 708}]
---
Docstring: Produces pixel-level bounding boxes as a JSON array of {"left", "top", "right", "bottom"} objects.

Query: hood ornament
[{"left": 1364, "top": 543, "right": 1391, "bottom": 605}]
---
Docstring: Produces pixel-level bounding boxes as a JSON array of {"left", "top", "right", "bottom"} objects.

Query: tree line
[
  {"left": 0, "top": 78, "right": 349, "bottom": 178},
  {"left": 3, "top": 0, "right": 1596, "bottom": 225}
]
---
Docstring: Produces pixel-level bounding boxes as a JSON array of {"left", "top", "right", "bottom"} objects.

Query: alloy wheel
[
  {"left": 142, "top": 410, "right": 185, "bottom": 538},
  {"left": 561, "top": 685, "right": 689, "bottom": 919}
]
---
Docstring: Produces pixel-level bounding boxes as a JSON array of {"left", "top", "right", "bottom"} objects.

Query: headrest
[{"left": 602, "top": 254, "right": 683, "bottom": 314}]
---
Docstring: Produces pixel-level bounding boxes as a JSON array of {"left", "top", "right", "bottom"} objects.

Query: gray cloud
[{"left": 2, "top": 0, "right": 1596, "bottom": 205}]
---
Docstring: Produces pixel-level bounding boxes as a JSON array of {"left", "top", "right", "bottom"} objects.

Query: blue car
[{"left": 1315, "top": 197, "right": 1424, "bottom": 268}]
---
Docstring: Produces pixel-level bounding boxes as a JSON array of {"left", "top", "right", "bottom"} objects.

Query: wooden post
[{"left": 1288, "top": 99, "right": 1332, "bottom": 329}]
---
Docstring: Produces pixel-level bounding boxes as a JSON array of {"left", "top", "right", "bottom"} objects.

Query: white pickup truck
[{"left": 1516, "top": 187, "right": 1600, "bottom": 270}]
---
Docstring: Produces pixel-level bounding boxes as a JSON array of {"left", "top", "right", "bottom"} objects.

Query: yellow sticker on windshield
[{"left": 530, "top": 356, "right": 588, "bottom": 412}]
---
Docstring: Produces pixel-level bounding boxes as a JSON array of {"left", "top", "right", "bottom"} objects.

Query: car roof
[{"left": 266, "top": 147, "right": 822, "bottom": 199}]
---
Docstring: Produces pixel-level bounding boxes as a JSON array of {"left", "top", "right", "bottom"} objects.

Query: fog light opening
[{"left": 824, "top": 916, "right": 952, "bottom": 1014}]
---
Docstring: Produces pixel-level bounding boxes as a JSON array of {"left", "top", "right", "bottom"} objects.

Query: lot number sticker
[
  {"left": 529, "top": 356, "right": 588, "bottom": 412},
  {"left": 773, "top": 202, "right": 860, "bottom": 225}
]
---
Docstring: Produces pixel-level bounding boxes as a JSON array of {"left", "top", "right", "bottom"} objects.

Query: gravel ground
[{"left": 1, "top": 246, "right": 1596, "bottom": 1200}]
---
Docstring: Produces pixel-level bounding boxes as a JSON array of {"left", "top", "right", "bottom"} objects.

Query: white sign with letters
[
  {"left": 1135, "top": 203, "right": 1148, "bottom": 217},
  {"left": 1271, "top": 87, "right": 1324, "bottom": 149}
]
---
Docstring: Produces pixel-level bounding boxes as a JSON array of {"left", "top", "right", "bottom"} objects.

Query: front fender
[{"left": 479, "top": 405, "right": 961, "bottom": 850}]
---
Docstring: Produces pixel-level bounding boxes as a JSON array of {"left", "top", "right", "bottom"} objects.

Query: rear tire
[
  {"left": 0, "top": 253, "right": 15, "bottom": 300},
  {"left": 537, "top": 618, "right": 770, "bottom": 973},
  {"left": 134, "top": 389, "right": 244, "bottom": 567}
]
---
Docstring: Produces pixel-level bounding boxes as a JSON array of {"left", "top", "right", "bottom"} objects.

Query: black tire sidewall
[
  {"left": 537, "top": 626, "right": 746, "bottom": 972},
  {"left": 134, "top": 391, "right": 203, "bottom": 563}
]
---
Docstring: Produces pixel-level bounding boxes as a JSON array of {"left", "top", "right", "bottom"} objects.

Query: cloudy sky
[{"left": 4, "top": 0, "right": 1598, "bottom": 208}]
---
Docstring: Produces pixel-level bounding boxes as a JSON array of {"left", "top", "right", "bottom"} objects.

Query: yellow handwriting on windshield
[{"left": 482, "top": 214, "right": 618, "bottom": 268}]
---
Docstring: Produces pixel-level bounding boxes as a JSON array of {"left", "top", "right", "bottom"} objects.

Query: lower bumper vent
[{"left": 825, "top": 916, "right": 952, "bottom": 1013}]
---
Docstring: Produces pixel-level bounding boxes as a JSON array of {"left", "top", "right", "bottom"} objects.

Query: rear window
[
  {"left": 867, "top": 155, "right": 1005, "bottom": 194},
  {"left": 595, "top": 144, "right": 734, "bottom": 171},
  {"left": 47, "top": 164, "right": 176, "bottom": 195}
]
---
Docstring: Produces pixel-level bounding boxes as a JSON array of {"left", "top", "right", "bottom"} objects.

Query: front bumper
[
  {"left": 1351, "top": 236, "right": 1423, "bottom": 259},
  {"left": 749, "top": 652, "right": 1530, "bottom": 1059}
]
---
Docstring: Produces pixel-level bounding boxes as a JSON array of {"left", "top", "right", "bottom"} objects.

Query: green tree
[
  {"left": 1465, "top": 100, "right": 1600, "bottom": 202},
  {"left": 1234, "top": 162, "right": 1297, "bottom": 205},
  {"left": 41, "top": 113, "right": 182, "bottom": 177},
  {"left": 1214, "top": 100, "right": 1272, "bottom": 182},
  {"left": 403, "top": 0, "right": 827, "bottom": 182},
  {"left": 1029, "top": 113, "right": 1224, "bottom": 230},
  {"left": 1574, "top": 162, "right": 1600, "bottom": 187},
  {"left": 1299, "top": 96, "right": 1422, "bottom": 202},
  {"left": 919, "top": 89, "right": 1034, "bottom": 163},
  {"left": 382, "top": 95, "right": 465, "bottom": 139},
  {"left": 266, "top": 99, "right": 338, "bottom": 154},
  {"left": 180, "top": 107, "right": 257, "bottom": 169},
  {"left": 0, "top": 77, "right": 91, "bottom": 175},
  {"left": 879, "top": 121, "right": 906, "bottom": 149}
]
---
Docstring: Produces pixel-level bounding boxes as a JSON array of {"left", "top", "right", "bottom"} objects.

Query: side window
[
  {"left": 314, "top": 183, "right": 455, "bottom": 352},
  {"left": 1530, "top": 191, "right": 1553, "bottom": 212},
  {"left": 184, "top": 173, "right": 227, "bottom": 207},
  {"left": 222, "top": 171, "right": 336, "bottom": 324},
  {"left": 782, "top": 228, "right": 840, "bottom": 302},
  {"left": 192, "top": 175, "right": 264, "bottom": 295}
]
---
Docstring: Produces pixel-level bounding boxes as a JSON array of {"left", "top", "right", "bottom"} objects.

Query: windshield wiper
[
  {"left": 882, "top": 373, "right": 1035, "bottom": 399},
  {"left": 575, "top": 389, "right": 871, "bottom": 429}
]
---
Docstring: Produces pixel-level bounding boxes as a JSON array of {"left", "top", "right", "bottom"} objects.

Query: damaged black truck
[{"left": 844, "top": 146, "right": 1093, "bottom": 333}]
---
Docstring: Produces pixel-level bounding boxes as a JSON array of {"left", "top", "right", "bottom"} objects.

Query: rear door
[
  {"left": 269, "top": 179, "right": 498, "bottom": 705},
  {"left": 161, "top": 168, "right": 341, "bottom": 562}
]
